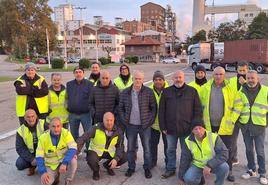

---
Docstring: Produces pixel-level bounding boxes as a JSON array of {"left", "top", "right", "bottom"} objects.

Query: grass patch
[{"left": 0, "top": 76, "right": 16, "bottom": 82}]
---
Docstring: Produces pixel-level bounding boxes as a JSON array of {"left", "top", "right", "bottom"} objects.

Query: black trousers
[
  {"left": 231, "top": 122, "right": 240, "bottom": 161},
  {"left": 86, "top": 150, "right": 127, "bottom": 172},
  {"left": 150, "top": 128, "right": 167, "bottom": 166}
]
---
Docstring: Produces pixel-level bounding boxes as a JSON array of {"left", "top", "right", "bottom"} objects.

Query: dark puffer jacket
[
  {"left": 118, "top": 85, "right": 157, "bottom": 128},
  {"left": 89, "top": 81, "right": 120, "bottom": 124},
  {"left": 159, "top": 84, "right": 203, "bottom": 137}
]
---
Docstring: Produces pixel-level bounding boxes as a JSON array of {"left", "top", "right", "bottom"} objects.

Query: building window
[
  {"left": 121, "top": 47, "right": 124, "bottom": 52},
  {"left": 117, "top": 39, "right": 120, "bottom": 44},
  {"left": 245, "top": 13, "right": 248, "bottom": 17},
  {"left": 130, "top": 46, "right": 134, "bottom": 52},
  {"left": 117, "top": 47, "right": 120, "bottom": 51},
  {"left": 250, "top": 13, "right": 254, "bottom": 17}
]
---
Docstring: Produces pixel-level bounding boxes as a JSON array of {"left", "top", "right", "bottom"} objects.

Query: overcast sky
[{"left": 48, "top": 0, "right": 268, "bottom": 40}]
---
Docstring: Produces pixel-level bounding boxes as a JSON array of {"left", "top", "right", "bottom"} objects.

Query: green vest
[
  {"left": 239, "top": 85, "right": 268, "bottom": 126},
  {"left": 89, "top": 78, "right": 98, "bottom": 86},
  {"left": 185, "top": 131, "right": 217, "bottom": 168},
  {"left": 15, "top": 75, "right": 48, "bottom": 117},
  {"left": 36, "top": 128, "right": 77, "bottom": 170},
  {"left": 188, "top": 81, "right": 206, "bottom": 96},
  {"left": 88, "top": 129, "right": 118, "bottom": 157},
  {"left": 229, "top": 76, "right": 243, "bottom": 92},
  {"left": 150, "top": 81, "right": 169, "bottom": 131},
  {"left": 17, "top": 119, "right": 45, "bottom": 153},
  {"left": 46, "top": 89, "right": 69, "bottom": 124},
  {"left": 199, "top": 79, "right": 243, "bottom": 135},
  {"left": 113, "top": 76, "right": 133, "bottom": 91}
]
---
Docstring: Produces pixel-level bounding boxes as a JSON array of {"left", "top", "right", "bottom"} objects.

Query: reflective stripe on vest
[
  {"left": 113, "top": 76, "right": 133, "bottom": 91},
  {"left": 88, "top": 129, "right": 118, "bottom": 157},
  {"left": 46, "top": 89, "right": 69, "bottom": 124},
  {"left": 185, "top": 131, "right": 217, "bottom": 168},
  {"left": 17, "top": 120, "right": 45, "bottom": 153},
  {"left": 15, "top": 75, "right": 48, "bottom": 117},
  {"left": 36, "top": 128, "right": 77, "bottom": 170},
  {"left": 89, "top": 78, "right": 98, "bottom": 86},
  {"left": 239, "top": 85, "right": 268, "bottom": 126}
]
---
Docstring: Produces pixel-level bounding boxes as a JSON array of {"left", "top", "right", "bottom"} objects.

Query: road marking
[{"left": 0, "top": 66, "right": 189, "bottom": 141}]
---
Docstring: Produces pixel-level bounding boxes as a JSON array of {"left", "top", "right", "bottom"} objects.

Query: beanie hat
[
  {"left": 120, "top": 64, "right": 130, "bottom": 72},
  {"left": 153, "top": 70, "right": 165, "bottom": 80},
  {"left": 195, "top": 65, "right": 206, "bottom": 74},
  {"left": 25, "top": 62, "right": 37, "bottom": 71},
  {"left": 191, "top": 119, "right": 205, "bottom": 130}
]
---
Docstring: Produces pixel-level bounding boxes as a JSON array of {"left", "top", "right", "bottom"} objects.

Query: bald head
[
  {"left": 24, "top": 109, "right": 37, "bottom": 127},
  {"left": 100, "top": 70, "right": 111, "bottom": 86},
  {"left": 103, "top": 112, "right": 115, "bottom": 131},
  {"left": 213, "top": 66, "right": 225, "bottom": 86},
  {"left": 172, "top": 70, "right": 185, "bottom": 87}
]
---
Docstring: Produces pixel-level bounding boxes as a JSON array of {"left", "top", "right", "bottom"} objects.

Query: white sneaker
[
  {"left": 260, "top": 176, "right": 268, "bottom": 185},
  {"left": 241, "top": 169, "right": 257, "bottom": 179}
]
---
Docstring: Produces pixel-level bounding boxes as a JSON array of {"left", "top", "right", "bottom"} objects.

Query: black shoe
[
  {"left": 144, "top": 169, "right": 152, "bottom": 179},
  {"left": 199, "top": 176, "right": 205, "bottom": 185},
  {"left": 151, "top": 162, "right": 157, "bottom": 169},
  {"left": 93, "top": 171, "right": 100, "bottom": 181},
  {"left": 227, "top": 174, "right": 235, "bottom": 182},
  {"left": 103, "top": 162, "right": 115, "bottom": 176},
  {"left": 52, "top": 174, "right": 60, "bottom": 185},
  {"left": 125, "top": 168, "right": 135, "bottom": 177},
  {"left": 161, "top": 170, "right": 175, "bottom": 179}
]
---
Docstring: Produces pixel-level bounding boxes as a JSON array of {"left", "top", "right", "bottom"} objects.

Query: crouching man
[
  {"left": 178, "top": 121, "right": 229, "bottom": 185},
  {"left": 36, "top": 117, "right": 77, "bottom": 185},
  {"left": 77, "top": 112, "right": 126, "bottom": 180}
]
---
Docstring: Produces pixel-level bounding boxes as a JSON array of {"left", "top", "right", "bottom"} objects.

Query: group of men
[{"left": 13, "top": 61, "right": 268, "bottom": 185}]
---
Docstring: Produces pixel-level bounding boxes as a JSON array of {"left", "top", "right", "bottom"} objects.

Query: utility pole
[
  {"left": 75, "top": 7, "right": 86, "bottom": 59},
  {"left": 46, "top": 28, "right": 51, "bottom": 69}
]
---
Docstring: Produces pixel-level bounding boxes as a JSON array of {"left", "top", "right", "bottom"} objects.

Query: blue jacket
[{"left": 66, "top": 79, "right": 93, "bottom": 114}]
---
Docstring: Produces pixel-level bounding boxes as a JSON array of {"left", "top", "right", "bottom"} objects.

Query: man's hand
[
  {"left": 73, "top": 155, "right": 77, "bottom": 160},
  {"left": 31, "top": 159, "right": 36, "bottom": 166},
  {"left": 59, "top": 164, "right": 67, "bottom": 174},
  {"left": 109, "top": 159, "right": 118, "bottom": 169},
  {"left": 41, "top": 173, "right": 50, "bottom": 185},
  {"left": 162, "top": 130, "right": 167, "bottom": 135},
  {"left": 203, "top": 166, "right": 211, "bottom": 176},
  {"left": 239, "top": 76, "right": 246, "bottom": 85},
  {"left": 178, "top": 179, "right": 186, "bottom": 185}
]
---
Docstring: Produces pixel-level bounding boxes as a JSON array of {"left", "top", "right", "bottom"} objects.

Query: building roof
[
  {"left": 134, "top": 30, "right": 165, "bottom": 36},
  {"left": 122, "top": 36, "right": 162, "bottom": 46},
  {"left": 140, "top": 2, "right": 165, "bottom": 10}
]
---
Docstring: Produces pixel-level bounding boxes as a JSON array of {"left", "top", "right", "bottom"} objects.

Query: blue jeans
[
  {"left": 16, "top": 157, "right": 32, "bottom": 170},
  {"left": 69, "top": 113, "right": 92, "bottom": 141},
  {"left": 242, "top": 129, "right": 266, "bottom": 175},
  {"left": 166, "top": 134, "right": 185, "bottom": 171},
  {"left": 184, "top": 163, "right": 229, "bottom": 185},
  {"left": 126, "top": 124, "right": 151, "bottom": 170}
]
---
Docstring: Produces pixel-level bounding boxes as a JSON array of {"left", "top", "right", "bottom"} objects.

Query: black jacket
[
  {"left": 118, "top": 85, "right": 157, "bottom": 128},
  {"left": 76, "top": 122, "right": 124, "bottom": 162},
  {"left": 66, "top": 79, "right": 93, "bottom": 114},
  {"left": 89, "top": 81, "right": 120, "bottom": 124},
  {"left": 159, "top": 84, "right": 203, "bottom": 137}
]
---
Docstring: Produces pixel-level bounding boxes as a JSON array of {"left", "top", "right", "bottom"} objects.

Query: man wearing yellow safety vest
[
  {"left": 113, "top": 64, "right": 133, "bottom": 92},
  {"left": 14, "top": 62, "right": 48, "bottom": 125},
  {"left": 76, "top": 112, "right": 126, "bottom": 180},
  {"left": 188, "top": 65, "right": 207, "bottom": 95},
  {"left": 178, "top": 121, "right": 229, "bottom": 185},
  {"left": 46, "top": 73, "right": 69, "bottom": 129},
  {"left": 238, "top": 70, "right": 268, "bottom": 185},
  {"left": 88, "top": 62, "right": 101, "bottom": 86},
  {"left": 199, "top": 66, "right": 243, "bottom": 182},
  {"left": 36, "top": 117, "right": 77, "bottom": 185},
  {"left": 16, "top": 109, "right": 47, "bottom": 176},
  {"left": 228, "top": 62, "right": 248, "bottom": 166},
  {"left": 149, "top": 70, "right": 168, "bottom": 168}
]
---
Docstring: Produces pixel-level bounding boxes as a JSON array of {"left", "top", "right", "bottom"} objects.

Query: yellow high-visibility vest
[
  {"left": 36, "top": 128, "right": 77, "bottom": 170},
  {"left": 17, "top": 119, "right": 45, "bottom": 153},
  {"left": 15, "top": 75, "right": 48, "bottom": 117},
  {"left": 89, "top": 78, "right": 98, "bottom": 86},
  {"left": 188, "top": 80, "right": 206, "bottom": 96},
  {"left": 229, "top": 76, "right": 243, "bottom": 92},
  {"left": 199, "top": 79, "right": 243, "bottom": 135},
  {"left": 150, "top": 81, "right": 169, "bottom": 131},
  {"left": 113, "top": 76, "right": 133, "bottom": 91},
  {"left": 185, "top": 131, "right": 217, "bottom": 168},
  {"left": 239, "top": 85, "right": 268, "bottom": 126},
  {"left": 88, "top": 129, "right": 118, "bottom": 157},
  {"left": 46, "top": 89, "right": 69, "bottom": 124}
]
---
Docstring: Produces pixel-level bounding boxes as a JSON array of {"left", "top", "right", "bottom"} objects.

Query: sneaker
[
  {"left": 144, "top": 169, "right": 152, "bottom": 179},
  {"left": 241, "top": 169, "right": 257, "bottom": 179},
  {"left": 92, "top": 171, "right": 100, "bottom": 181},
  {"left": 161, "top": 170, "right": 175, "bottom": 179},
  {"left": 260, "top": 175, "right": 268, "bottom": 185},
  {"left": 227, "top": 173, "right": 235, "bottom": 182},
  {"left": 125, "top": 168, "right": 135, "bottom": 177}
]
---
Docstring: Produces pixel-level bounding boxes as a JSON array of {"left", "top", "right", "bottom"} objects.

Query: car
[
  {"left": 35, "top": 58, "right": 47, "bottom": 64},
  {"left": 161, "top": 57, "right": 180, "bottom": 64},
  {"left": 69, "top": 57, "right": 80, "bottom": 63}
]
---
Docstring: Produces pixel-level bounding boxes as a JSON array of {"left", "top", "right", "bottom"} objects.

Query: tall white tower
[
  {"left": 54, "top": 4, "right": 74, "bottom": 31},
  {"left": 192, "top": 0, "right": 205, "bottom": 34}
]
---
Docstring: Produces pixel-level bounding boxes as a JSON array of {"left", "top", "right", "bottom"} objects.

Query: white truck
[{"left": 188, "top": 42, "right": 224, "bottom": 71}]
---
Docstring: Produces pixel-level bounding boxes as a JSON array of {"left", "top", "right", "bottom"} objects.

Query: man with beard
[
  {"left": 229, "top": 62, "right": 249, "bottom": 166},
  {"left": 114, "top": 64, "right": 133, "bottom": 92},
  {"left": 89, "top": 62, "right": 101, "bottom": 86},
  {"left": 188, "top": 65, "right": 207, "bottom": 95}
]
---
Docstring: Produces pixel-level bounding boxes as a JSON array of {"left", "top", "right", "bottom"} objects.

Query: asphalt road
[{"left": 0, "top": 56, "right": 268, "bottom": 185}]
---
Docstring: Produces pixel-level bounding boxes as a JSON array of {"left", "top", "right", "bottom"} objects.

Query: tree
[
  {"left": 192, "top": 30, "right": 206, "bottom": 44},
  {"left": 0, "top": 0, "right": 57, "bottom": 58},
  {"left": 102, "top": 46, "right": 115, "bottom": 58},
  {"left": 246, "top": 12, "right": 268, "bottom": 39}
]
